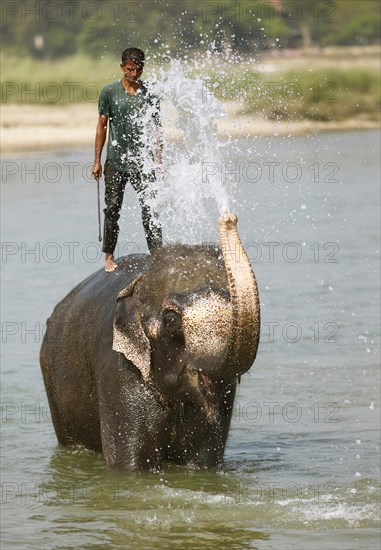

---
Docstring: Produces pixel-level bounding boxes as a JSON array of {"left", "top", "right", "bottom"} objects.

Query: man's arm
[
  {"left": 92, "top": 115, "right": 108, "bottom": 179},
  {"left": 149, "top": 93, "right": 163, "bottom": 168},
  {"left": 154, "top": 111, "right": 163, "bottom": 167},
  {"left": 154, "top": 128, "right": 163, "bottom": 166}
]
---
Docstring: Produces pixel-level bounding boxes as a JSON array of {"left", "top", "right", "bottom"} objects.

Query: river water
[{"left": 1, "top": 130, "right": 380, "bottom": 549}]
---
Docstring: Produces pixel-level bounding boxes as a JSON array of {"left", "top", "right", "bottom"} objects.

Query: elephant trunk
[{"left": 218, "top": 213, "right": 260, "bottom": 377}]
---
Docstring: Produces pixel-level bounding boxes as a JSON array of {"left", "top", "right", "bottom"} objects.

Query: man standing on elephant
[{"left": 92, "top": 47, "right": 163, "bottom": 272}]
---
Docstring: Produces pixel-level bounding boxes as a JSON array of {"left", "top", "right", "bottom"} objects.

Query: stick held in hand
[{"left": 96, "top": 176, "right": 102, "bottom": 242}]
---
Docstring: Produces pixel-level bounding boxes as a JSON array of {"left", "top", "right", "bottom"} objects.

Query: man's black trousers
[{"left": 102, "top": 159, "right": 162, "bottom": 255}]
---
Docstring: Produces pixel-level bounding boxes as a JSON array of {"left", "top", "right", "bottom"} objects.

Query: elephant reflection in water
[{"left": 40, "top": 214, "right": 260, "bottom": 470}]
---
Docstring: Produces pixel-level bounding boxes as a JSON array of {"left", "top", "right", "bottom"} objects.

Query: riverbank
[{"left": 1, "top": 102, "right": 379, "bottom": 155}]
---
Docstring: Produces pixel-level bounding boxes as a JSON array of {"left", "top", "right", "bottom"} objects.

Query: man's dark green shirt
[{"left": 98, "top": 80, "right": 160, "bottom": 173}]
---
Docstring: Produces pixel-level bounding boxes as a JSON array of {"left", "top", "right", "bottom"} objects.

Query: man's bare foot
[{"left": 105, "top": 253, "right": 118, "bottom": 272}]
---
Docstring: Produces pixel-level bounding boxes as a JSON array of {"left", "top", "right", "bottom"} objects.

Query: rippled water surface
[{"left": 1, "top": 130, "right": 380, "bottom": 549}]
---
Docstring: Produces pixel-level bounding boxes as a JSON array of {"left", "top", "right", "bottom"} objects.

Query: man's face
[{"left": 121, "top": 59, "right": 144, "bottom": 82}]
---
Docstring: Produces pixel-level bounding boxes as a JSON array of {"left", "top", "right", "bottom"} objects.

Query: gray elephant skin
[{"left": 40, "top": 214, "right": 260, "bottom": 470}]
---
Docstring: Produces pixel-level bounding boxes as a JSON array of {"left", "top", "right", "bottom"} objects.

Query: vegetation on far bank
[
  {"left": 2, "top": 0, "right": 380, "bottom": 124},
  {"left": 2, "top": 0, "right": 380, "bottom": 59},
  {"left": 2, "top": 47, "right": 380, "bottom": 124},
  {"left": 204, "top": 66, "right": 380, "bottom": 122}
]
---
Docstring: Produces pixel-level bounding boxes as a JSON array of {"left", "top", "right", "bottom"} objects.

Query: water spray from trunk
[{"left": 143, "top": 59, "right": 231, "bottom": 243}]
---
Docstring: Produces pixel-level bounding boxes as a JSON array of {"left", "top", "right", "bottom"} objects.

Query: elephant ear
[{"left": 112, "top": 276, "right": 151, "bottom": 381}]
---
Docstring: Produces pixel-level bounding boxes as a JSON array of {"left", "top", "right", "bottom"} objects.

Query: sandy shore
[{"left": 1, "top": 102, "right": 379, "bottom": 156}]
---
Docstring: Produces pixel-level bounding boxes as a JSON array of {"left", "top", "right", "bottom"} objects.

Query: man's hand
[{"left": 92, "top": 161, "right": 102, "bottom": 180}]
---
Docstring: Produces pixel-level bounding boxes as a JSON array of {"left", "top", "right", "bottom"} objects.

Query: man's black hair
[{"left": 121, "top": 48, "right": 145, "bottom": 66}]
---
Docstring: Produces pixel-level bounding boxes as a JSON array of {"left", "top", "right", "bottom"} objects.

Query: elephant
[{"left": 40, "top": 214, "right": 260, "bottom": 470}]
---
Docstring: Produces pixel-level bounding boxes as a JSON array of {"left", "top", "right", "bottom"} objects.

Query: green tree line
[{"left": 1, "top": 0, "right": 380, "bottom": 59}]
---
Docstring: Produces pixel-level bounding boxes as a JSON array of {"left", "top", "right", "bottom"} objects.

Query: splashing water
[{"left": 141, "top": 59, "right": 230, "bottom": 244}]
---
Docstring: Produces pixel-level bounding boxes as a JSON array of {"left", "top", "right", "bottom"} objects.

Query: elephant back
[{"left": 42, "top": 254, "right": 149, "bottom": 359}]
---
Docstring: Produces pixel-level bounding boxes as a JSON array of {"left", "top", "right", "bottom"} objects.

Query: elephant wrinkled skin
[{"left": 40, "top": 214, "right": 260, "bottom": 469}]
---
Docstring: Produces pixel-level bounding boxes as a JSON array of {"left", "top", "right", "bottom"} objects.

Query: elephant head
[{"left": 112, "top": 213, "right": 260, "bottom": 414}]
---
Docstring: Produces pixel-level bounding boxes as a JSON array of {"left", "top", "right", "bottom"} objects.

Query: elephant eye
[{"left": 162, "top": 310, "right": 180, "bottom": 331}]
